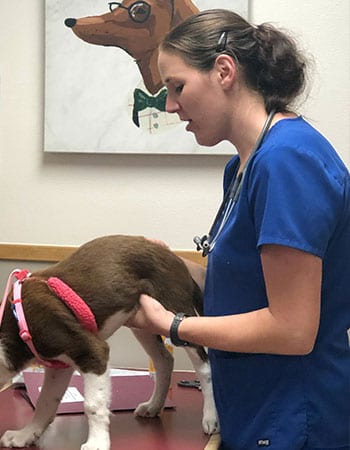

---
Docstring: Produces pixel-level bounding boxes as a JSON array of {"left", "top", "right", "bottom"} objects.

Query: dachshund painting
[{"left": 64, "top": 0, "right": 199, "bottom": 128}]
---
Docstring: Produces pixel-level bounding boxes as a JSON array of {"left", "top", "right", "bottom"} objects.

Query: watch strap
[{"left": 170, "top": 312, "right": 190, "bottom": 347}]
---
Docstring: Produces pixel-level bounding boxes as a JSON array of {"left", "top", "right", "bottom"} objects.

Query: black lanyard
[{"left": 194, "top": 109, "right": 276, "bottom": 257}]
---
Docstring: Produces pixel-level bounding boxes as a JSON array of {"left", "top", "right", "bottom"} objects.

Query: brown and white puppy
[{"left": 0, "top": 235, "right": 218, "bottom": 450}]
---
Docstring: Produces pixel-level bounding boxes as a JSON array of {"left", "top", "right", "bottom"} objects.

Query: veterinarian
[{"left": 127, "top": 9, "right": 350, "bottom": 450}]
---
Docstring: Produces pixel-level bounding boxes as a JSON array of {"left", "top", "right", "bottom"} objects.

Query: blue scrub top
[{"left": 204, "top": 117, "right": 350, "bottom": 449}]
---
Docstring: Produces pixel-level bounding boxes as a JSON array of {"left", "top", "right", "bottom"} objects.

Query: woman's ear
[{"left": 214, "top": 54, "right": 237, "bottom": 90}]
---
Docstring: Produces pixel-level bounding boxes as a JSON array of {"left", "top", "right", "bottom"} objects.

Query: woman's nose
[{"left": 165, "top": 96, "right": 180, "bottom": 114}]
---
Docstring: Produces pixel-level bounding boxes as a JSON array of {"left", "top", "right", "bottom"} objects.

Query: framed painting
[{"left": 44, "top": 0, "right": 249, "bottom": 154}]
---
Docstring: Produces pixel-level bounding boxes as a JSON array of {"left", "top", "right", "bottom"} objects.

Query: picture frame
[{"left": 44, "top": 0, "right": 249, "bottom": 154}]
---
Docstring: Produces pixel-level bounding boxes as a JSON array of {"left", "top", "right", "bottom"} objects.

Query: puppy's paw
[
  {"left": 81, "top": 435, "right": 110, "bottom": 450},
  {"left": 202, "top": 412, "right": 220, "bottom": 435},
  {"left": 134, "top": 400, "right": 162, "bottom": 418},
  {"left": 0, "top": 428, "right": 40, "bottom": 447}
]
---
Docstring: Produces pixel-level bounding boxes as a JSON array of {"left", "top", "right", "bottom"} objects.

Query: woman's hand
[{"left": 126, "top": 294, "right": 175, "bottom": 336}]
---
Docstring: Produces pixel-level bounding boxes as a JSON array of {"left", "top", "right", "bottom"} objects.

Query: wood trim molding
[
  {"left": 0, "top": 243, "right": 207, "bottom": 266},
  {"left": 0, "top": 243, "right": 77, "bottom": 262}
]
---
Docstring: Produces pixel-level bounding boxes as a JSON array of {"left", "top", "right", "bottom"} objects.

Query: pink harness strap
[
  {"left": 0, "top": 269, "right": 30, "bottom": 326},
  {"left": 0, "top": 270, "right": 63, "bottom": 368},
  {"left": 47, "top": 277, "right": 98, "bottom": 334},
  {"left": 1, "top": 270, "right": 98, "bottom": 369},
  {"left": 12, "top": 276, "right": 67, "bottom": 369}
]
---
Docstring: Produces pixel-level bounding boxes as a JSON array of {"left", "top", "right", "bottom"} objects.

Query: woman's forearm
[{"left": 176, "top": 308, "right": 317, "bottom": 355}]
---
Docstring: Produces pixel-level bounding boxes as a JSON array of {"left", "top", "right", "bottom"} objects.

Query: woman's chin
[{"left": 194, "top": 133, "right": 220, "bottom": 148}]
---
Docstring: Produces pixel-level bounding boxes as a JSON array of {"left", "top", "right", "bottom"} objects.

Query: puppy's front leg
[
  {"left": 81, "top": 369, "right": 111, "bottom": 450},
  {"left": 0, "top": 366, "right": 74, "bottom": 447}
]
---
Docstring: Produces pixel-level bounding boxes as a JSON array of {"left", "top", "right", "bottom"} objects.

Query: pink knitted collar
[{"left": 47, "top": 277, "right": 98, "bottom": 334}]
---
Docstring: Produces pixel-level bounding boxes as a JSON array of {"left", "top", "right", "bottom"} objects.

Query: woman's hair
[{"left": 160, "top": 9, "right": 309, "bottom": 113}]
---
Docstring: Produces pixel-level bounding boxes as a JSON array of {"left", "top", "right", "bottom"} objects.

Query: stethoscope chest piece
[{"left": 193, "top": 235, "right": 211, "bottom": 257}]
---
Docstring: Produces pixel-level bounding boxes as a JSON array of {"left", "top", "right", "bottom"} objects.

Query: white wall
[
  {"left": 0, "top": 0, "right": 349, "bottom": 248},
  {"left": 0, "top": 0, "right": 349, "bottom": 370}
]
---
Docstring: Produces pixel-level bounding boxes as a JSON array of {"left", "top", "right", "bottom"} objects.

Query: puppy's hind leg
[
  {"left": 131, "top": 329, "right": 174, "bottom": 417},
  {"left": 0, "top": 366, "right": 74, "bottom": 447},
  {"left": 184, "top": 347, "right": 220, "bottom": 435}
]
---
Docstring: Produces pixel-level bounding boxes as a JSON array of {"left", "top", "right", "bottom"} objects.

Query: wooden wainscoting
[{"left": 0, "top": 242, "right": 207, "bottom": 265}]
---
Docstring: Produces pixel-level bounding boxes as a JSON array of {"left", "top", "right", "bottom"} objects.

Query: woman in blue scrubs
[{"left": 128, "top": 9, "right": 350, "bottom": 450}]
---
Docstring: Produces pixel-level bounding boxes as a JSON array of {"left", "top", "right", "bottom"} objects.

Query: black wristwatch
[{"left": 170, "top": 313, "right": 191, "bottom": 347}]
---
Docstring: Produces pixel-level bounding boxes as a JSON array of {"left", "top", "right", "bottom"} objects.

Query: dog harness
[{"left": 0, "top": 269, "right": 98, "bottom": 369}]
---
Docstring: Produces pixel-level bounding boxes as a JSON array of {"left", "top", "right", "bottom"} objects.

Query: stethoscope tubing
[{"left": 194, "top": 109, "right": 276, "bottom": 257}]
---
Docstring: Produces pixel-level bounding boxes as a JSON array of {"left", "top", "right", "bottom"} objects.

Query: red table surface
[{"left": 0, "top": 371, "right": 210, "bottom": 450}]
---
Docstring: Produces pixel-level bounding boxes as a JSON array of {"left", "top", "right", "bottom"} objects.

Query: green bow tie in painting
[{"left": 132, "top": 88, "right": 167, "bottom": 127}]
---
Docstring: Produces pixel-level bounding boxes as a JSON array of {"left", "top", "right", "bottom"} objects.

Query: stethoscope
[{"left": 193, "top": 109, "right": 276, "bottom": 257}]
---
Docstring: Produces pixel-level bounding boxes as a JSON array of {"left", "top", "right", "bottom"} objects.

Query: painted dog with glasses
[{"left": 64, "top": 0, "right": 199, "bottom": 95}]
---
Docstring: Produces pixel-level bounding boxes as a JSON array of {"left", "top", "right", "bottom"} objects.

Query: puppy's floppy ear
[{"left": 214, "top": 54, "right": 237, "bottom": 90}]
